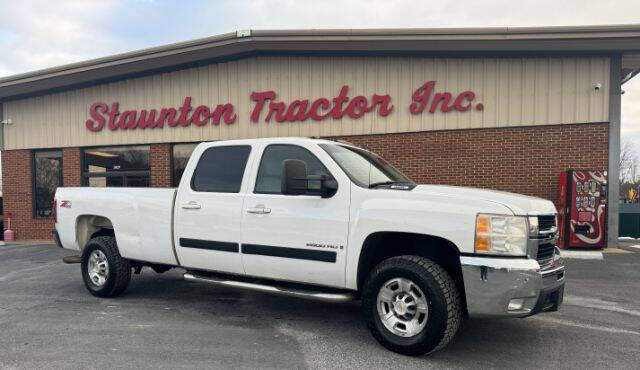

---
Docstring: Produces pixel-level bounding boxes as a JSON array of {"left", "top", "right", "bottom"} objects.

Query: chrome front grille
[
  {"left": 538, "top": 215, "right": 556, "bottom": 233},
  {"left": 536, "top": 243, "right": 555, "bottom": 269},
  {"left": 532, "top": 215, "right": 558, "bottom": 270}
]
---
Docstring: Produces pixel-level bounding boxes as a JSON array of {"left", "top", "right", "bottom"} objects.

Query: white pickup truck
[{"left": 53, "top": 137, "right": 565, "bottom": 356}]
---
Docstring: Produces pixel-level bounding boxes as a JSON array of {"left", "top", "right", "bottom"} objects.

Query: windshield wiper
[{"left": 368, "top": 181, "right": 413, "bottom": 189}]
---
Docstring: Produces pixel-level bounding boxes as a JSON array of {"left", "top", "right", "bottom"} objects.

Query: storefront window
[
  {"left": 83, "top": 145, "right": 150, "bottom": 187},
  {"left": 172, "top": 143, "right": 198, "bottom": 187},
  {"left": 34, "top": 150, "right": 63, "bottom": 218}
]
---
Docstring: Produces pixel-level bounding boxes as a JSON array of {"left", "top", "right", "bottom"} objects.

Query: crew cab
[{"left": 53, "top": 137, "right": 565, "bottom": 356}]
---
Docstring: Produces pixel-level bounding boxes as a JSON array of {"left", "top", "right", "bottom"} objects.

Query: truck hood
[{"left": 412, "top": 185, "right": 557, "bottom": 216}]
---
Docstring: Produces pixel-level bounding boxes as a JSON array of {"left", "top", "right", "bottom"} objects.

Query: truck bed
[{"left": 55, "top": 187, "right": 178, "bottom": 265}]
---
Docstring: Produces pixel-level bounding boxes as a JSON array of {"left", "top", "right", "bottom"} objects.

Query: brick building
[{"left": 0, "top": 26, "right": 639, "bottom": 244}]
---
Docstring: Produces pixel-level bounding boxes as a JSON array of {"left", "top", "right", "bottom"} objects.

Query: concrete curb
[
  {"left": 0, "top": 240, "right": 54, "bottom": 247},
  {"left": 560, "top": 250, "right": 604, "bottom": 260},
  {"left": 619, "top": 244, "right": 640, "bottom": 252}
]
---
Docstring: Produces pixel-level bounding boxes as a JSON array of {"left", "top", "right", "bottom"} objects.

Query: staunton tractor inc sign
[{"left": 85, "top": 81, "right": 484, "bottom": 132}]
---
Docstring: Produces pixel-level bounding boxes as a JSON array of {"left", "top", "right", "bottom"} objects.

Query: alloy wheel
[
  {"left": 376, "top": 277, "right": 429, "bottom": 337},
  {"left": 87, "top": 250, "right": 109, "bottom": 287}
]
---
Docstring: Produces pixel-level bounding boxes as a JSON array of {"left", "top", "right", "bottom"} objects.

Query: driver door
[{"left": 240, "top": 144, "right": 350, "bottom": 288}]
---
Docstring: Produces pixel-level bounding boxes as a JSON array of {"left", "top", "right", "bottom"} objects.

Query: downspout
[{"left": 607, "top": 55, "right": 622, "bottom": 248}]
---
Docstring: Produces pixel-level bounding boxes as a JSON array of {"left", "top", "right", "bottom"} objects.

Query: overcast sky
[{"left": 0, "top": 0, "right": 639, "bottom": 145}]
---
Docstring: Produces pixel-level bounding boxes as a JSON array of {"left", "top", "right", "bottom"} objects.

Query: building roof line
[
  {"left": 0, "top": 31, "right": 240, "bottom": 87},
  {"left": 1, "top": 25, "right": 640, "bottom": 100}
]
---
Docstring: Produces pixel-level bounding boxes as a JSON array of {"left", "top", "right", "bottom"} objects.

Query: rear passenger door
[{"left": 174, "top": 144, "right": 253, "bottom": 274}]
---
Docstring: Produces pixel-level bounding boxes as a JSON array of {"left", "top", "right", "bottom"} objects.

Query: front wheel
[
  {"left": 81, "top": 236, "right": 131, "bottom": 297},
  {"left": 362, "top": 255, "right": 462, "bottom": 356}
]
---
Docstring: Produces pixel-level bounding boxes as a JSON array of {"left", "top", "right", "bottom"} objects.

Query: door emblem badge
[{"left": 306, "top": 242, "right": 343, "bottom": 250}]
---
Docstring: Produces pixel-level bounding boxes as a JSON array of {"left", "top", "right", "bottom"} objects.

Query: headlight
[{"left": 475, "top": 214, "right": 528, "bottom": 256}]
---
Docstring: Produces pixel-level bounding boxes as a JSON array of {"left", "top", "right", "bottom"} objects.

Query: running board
[{"left": 183, "top": 272, "right": 357, "bottom": 303}]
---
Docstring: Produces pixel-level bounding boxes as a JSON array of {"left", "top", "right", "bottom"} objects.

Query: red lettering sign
[
  {"left": 249, "top": 85, "right": 394, "bottom": 123},
  {"left": 409, "top": 81, "right": 482, "bottom": 114},
  {"left": 85, "top": 97, "right": 237, "bottom": 132},
  {"left": 85, "top": 81, "right": 482, "bottom": 132}
]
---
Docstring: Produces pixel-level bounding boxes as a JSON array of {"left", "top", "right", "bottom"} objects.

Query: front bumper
[{"left": 461, "top": 250, "right": 565, "bottom": 318}]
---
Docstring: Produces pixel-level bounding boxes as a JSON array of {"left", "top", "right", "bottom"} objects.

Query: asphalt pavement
[{"left": 0, "top": 243, "right": 639, "bottom": 369}]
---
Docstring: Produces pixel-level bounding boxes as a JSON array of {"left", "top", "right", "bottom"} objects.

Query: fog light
[{"left": 508, "top": 298, "right": 525, "bottom": 311}]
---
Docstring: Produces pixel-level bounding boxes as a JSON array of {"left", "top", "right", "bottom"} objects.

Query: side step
[
  {"left": 183, "top": 272, "right": 357, "bottom": 303},
  {"left": 62, "top": 255, "right": 82, "bottom": 264}
]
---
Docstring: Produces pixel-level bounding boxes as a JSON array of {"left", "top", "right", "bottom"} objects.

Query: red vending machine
[{"left": 557, "top": 169, "right": 608, "bottom": 249}]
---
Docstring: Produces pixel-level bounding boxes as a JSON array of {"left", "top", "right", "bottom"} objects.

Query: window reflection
[
  {"left": 83, "top": 145, "right": 150, "bottom": 187},
  {"left": 172, "top": 143, "right": 198, "bottom": 187},
  {"left": 34, "top": 150, "right": 62, "bottom": 218}
]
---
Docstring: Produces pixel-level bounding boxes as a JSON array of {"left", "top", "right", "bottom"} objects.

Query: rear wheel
[
  {"left": 362, "top": 255, "right": 462, "bottom": 356},
  {"left": 81, "top": 236, "right": 131, "bottom": 297}
]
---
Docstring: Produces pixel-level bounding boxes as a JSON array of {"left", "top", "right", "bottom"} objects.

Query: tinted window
[
  {"left": 173, "top": 143, "right": 199, "bottom": 187},
  {"left": 255, "top": 145, "right": 329, "bottom": 194},
  {"left": 192, "top": 146, "right": 251, "bottom": 193},
  {"left": 34, "top": 150, "right": 63, "bottom": 218}
]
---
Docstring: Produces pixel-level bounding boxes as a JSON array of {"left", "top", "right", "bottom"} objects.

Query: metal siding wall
[{"left": 3, "top": 56, "right": 611, "bottom": 150}]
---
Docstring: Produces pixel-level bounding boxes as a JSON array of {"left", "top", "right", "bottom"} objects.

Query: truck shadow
[{"left": 122, "top": 269, "right": 550, "bottom": 364}]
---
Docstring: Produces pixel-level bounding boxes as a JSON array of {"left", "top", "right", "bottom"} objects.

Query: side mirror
[
  {"left": 320, "top": 177, "right": 338, "bottom": 198},
  {"left": 282, "top": 159, "right": 308, "bottom": 195},
  {"left": 281, "top": 159, "right": 338, "bottom": 198}
]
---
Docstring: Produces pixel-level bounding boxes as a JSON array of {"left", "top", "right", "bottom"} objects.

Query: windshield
[{"left": 319, "top": 144, "right": 414, "bottom": 188}]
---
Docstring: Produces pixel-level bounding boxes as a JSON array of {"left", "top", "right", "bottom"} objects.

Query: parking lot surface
[{"left": 1, "top": 243, "right": 639, "bottom": 369}]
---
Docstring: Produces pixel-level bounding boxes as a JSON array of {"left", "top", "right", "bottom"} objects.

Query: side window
[
  {"left": 191, "top": 145, "right": 251, "bottom": 193},
  {"left": 255, "top": 145, "right": 330, "bottom": 194}
]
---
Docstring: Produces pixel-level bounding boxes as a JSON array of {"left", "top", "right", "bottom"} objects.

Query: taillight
[{"left": 53, "top": 199, "right": 57, "bottom": 223}]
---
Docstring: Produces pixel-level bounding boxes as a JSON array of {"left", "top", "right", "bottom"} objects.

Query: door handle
[
  {"left": 246, "top": 205, "right": 271, "bottom": 214},
  {"left": 181, "top": 201, "right": 201, "bottom": 210}
]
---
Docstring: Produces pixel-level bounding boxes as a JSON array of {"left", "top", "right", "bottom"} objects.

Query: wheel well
[
  {"left": 357, "top": 232, "right": 467, "bottom": 313},
  {"left": 76, "top": 215, "right": 115, "bottom": 251}
]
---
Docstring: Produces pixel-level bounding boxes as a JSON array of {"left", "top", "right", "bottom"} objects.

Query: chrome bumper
[{"left": 461, "top": 250, "right": 565, "bottom": 318}]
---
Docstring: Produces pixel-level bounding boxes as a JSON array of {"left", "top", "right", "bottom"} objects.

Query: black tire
[
  {"left": 81, "top": 236, "right": 131, "bottom": 298},
  {"left": 362, "top": 255, "right": 462, "bottom": 356}
]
